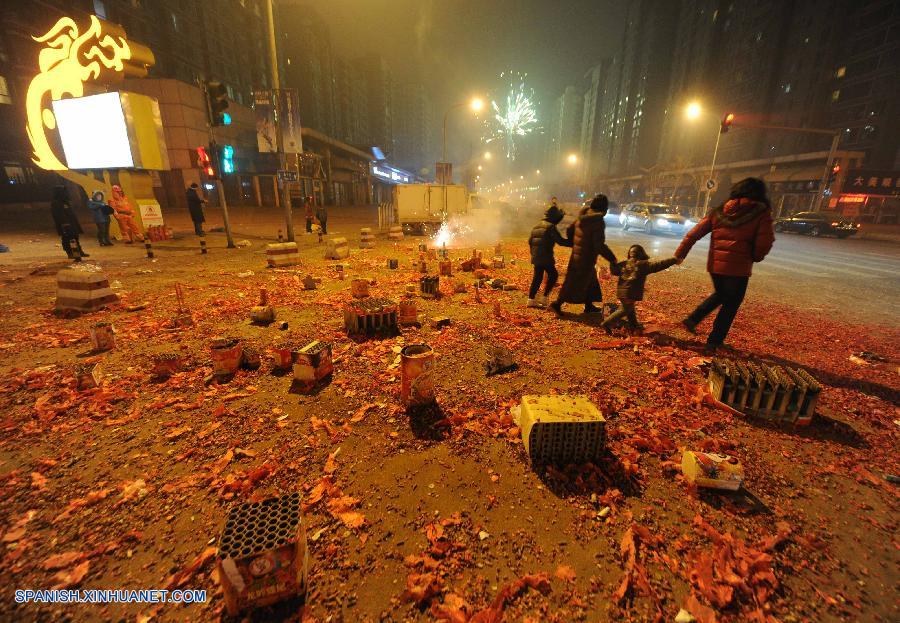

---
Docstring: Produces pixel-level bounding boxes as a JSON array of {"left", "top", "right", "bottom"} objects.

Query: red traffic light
[
  {"left": 720, "top": 112, "right": 735, "bottom": 133},
  {"left": 831, "top": 163, "right": 841, "bottom": 174}
]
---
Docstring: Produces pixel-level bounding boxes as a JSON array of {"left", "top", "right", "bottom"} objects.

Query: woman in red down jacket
[{"left": 675, "top": 177, "right": 775, "bottom": 351}]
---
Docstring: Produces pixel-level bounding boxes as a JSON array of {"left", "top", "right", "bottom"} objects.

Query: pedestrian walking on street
[
  {"left": 186, "top": 183, "right": 207, "bottom": 236},
  {"left": 109, "top": 184, "right": 144, "bottom": 243},
  {"left": 675, "top": 177, "right": 775, "bottom": 352},
  {"left": 527, "top": 202, "right": 572, "bottom": 308},
  {"left": 87, "top": 190, "right": 114, "bottom": 246},
  {"left": 50, "top": 185, "right": 89, "bottom": 258},
  {"left": 316, "top": 202, "right": 328, "bottom": 235},
  {"left": 602, "top": 244, "right": 679, "bottom": 334},
  {"left": 304, "top": 196, "right": 314, "bottom": 233},
  {"left": 550, "top": 193, "right": 618, "bottom": 316}
]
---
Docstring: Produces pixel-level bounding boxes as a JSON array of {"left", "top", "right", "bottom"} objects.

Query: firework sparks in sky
[{"left": 484, "top": 72, "right": 539, "bottom": 160}]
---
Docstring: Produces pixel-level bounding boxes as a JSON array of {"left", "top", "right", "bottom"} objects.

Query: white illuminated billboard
[{"left": 52, "top": 92, "right": 135, "bottom": 169}]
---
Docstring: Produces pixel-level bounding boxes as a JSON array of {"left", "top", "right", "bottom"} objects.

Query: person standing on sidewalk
[
  {"left": 675, "top": 177, "right": 775, "bottom": 352},
  {"left": 109, "top": 185, "right": 144, "bottom": 243},
  {"left": 87, "top": 190, "right": 114, "bottom": 246},
  {"left": 186, "top": 183, "right": 207, "bottom": 236},
  {"left": 549, "top": 193, "right": 618, "bottom": 316},
  {"left": 315, "top": 201, "right": 328, "bottom": 235},
  {"left": 527, "top": 202, "right": 571, "bottom": 308},
  {"left": 50, "top": 185, "right": 89, "bottom": 258},
  {"left": 304, "top": 196, "right": 314, "bottom": 233}
]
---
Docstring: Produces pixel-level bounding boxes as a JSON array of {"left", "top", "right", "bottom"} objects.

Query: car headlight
[
  {"left": 656, "top": 218, "right": 667, "bottom": 227},
  {"left": 684, "top": 219, "right": 694, "bottom": 228}
]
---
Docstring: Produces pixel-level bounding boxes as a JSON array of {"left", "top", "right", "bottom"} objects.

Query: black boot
[
  {"left": 549, "top": 301, "right": 563, "bottom": 316},
  {"left": 584, "top": 304, "right": 602, "bottom": 314}
]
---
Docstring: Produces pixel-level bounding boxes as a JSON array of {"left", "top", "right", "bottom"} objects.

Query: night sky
[{"left": 319, "top": 0, "right": 626, "bottom": 162}]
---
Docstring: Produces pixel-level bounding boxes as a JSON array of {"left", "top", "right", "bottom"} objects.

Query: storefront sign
[
  {"left": 372, "top": 165, "right": 411, "bottom": 184},
  {"left": 25, "top": 15, "right": 154, "bottom": 171},
  {"left": 843, "top": 169, "right": 900, "bottom": 196}
]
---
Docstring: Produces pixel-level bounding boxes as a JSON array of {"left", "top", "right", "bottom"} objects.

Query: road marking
[
  {"left": 766, "top": 255, "right": 882, "bottom": 278},
  {"left": 753, "top": 264, "right": 827, "bottom": 278},
  {"left": 771, "top": 251, "right": 900, "bottom": 276}
]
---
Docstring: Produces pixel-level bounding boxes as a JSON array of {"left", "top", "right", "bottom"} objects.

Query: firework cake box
[
  {"left": 681, "top": 451, "right": 744, "bottom": 491},
  {"left": 217, "top": 493, "right": 309, "bottom": 615}
]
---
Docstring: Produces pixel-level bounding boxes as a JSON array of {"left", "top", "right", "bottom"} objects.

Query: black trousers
[
  {"left": 529, "top": 264, "right": 559, "bottom": 298},
  {"left": 687, "top": 274, "right": 750, "bottom": 346},
  {"left": 96, "top": 222, "right": 111, "bottom": 244},
  {"left": 61, "top": 234, "right": 83, "bottom": 256},
  {"left": 306, "top": 217, "right": 313, "bottom": 232},
  {"left": 318, "top": 218, "right": 327, "bottom": 234},
  {"left": 193, "top": 220, "right": 204, "bottom": 236}
]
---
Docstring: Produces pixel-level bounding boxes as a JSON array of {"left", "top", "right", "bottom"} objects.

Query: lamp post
[{"left": 265, "top": 0, "right": 293, "bottom": 241}]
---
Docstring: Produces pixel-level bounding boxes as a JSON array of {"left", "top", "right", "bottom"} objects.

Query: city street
[{"left": 0, "top": 207, "right": 897, "bottom": 622}]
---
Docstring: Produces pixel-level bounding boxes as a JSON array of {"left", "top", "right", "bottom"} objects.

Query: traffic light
[
  {"left": 206, "top": 81, "right": 231, "bottom": 126},
  {"left": 196, "top": 146, "right": 216, "bottom": 179},
  {"left": 221, "top": 145, "right": 234, "bottom": 174},
  {"left": 828, "top": 163, "right": 840, "bottom": 185},
  {"left": 720, "top": 112, "right": 735, "bottom": 133}
]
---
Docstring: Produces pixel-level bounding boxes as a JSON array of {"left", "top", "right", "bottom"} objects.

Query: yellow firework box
[
  {"left": 217, "top": 493, "right": 309, "bottom": 616},
  {"left": 266, "top": 242, "right": 300, "bottom": 268},
  {"left": 55, "top": 267, "right": 118, "bottom": 313},
  {"left": 518, "top": 395, "right": 606, "bottom": 464},
  {"left": 681, "top": 451, "right": 744, "bottom": 491}
]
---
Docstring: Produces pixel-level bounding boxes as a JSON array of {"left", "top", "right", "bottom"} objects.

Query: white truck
[{"left": 392, "top": 184, "right": 470, "bottom": 235}]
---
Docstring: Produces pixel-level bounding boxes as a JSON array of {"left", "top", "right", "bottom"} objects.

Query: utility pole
[
  {"left": 202, "top": 82, "right": 235, "bottom": 249},
  {"left": 266, "top": 0, "right": 294, "bottom": 242}
]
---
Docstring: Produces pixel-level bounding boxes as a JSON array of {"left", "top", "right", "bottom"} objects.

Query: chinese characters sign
[{"left": 842, "top": 170, "right": 900, "bottom": 197}]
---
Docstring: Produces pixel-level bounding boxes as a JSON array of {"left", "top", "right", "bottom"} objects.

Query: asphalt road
[{"left": 602, "top": 223, "right": 900, "bottom": 326}]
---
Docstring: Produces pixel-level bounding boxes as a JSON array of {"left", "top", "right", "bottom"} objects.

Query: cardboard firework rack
[
  {"left": 343, "top": 297, "right": 399, "bottom": 337},
  {"left": 266, "top": 242, "right": 300, "bottom": 268},
  {"left": 217, "top": 493, "right": 309, "bottom": 616},
  {"left": 292, "top": 341, "right": 333, "bottom": 392},
  {"left": 517, "top": 395, "right": 606, "bottom": 464},
  {"left": 419, "top": 275, "right": 440, "bottom": 299},
  {"left": 708, "top": 358, "right": 820, "bottom": 426}
]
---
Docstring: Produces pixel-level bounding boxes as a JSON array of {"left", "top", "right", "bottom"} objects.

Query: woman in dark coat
[
  {"left": 675, "top": 177, "right": 775, "bottom": 351},
  {"left": 186, "top": 183, "right": 206, "bottom": 236},
  {"left": 50, "top": 185, "right": 88, "bottom": 258},
  {"left": 550, "top": 194, "right": 618, "bottom": 315}
]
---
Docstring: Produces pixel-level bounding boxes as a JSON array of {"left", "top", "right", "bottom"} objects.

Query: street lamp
[
  {"left": 685, "top": 101, "right": 702, "bottom": 120},
  {"left": 535, "top": 169, "right": 541, "bottom": 175},
  {"left": 484, "top": 151, "right": 492, "bottom": 160},
  {"left": 567, "top": 153, "right": 578, "bottom": 165},
  {"left": 477, "top": 165, "right": 483, "bottom": 171}
]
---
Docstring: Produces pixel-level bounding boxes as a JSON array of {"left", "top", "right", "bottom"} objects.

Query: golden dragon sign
[{"left": 25, "top": 14, "right": 154, "bottom": 170}]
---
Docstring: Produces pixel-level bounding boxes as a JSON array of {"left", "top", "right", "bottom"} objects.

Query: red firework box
[
  {"left": 217, "top": 493, "right": 309, "bottom": 616},
  {"left": 292, "top": 341, "right": 333, "bottom": 391},
  {"left": 272, "top": 342, "right": 295, "bottom": 371},
  {"left": 439, "top": 260, "right": 453, "bottom": 276}
]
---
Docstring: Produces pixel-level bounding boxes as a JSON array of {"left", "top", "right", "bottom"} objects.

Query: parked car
[
  {"left": 774, "top": 211, "right": 859, "bottom": 238},
  {"left": 619, "top": 202, "right": 694, "bottom": 235},
  {"left": 604, "top": 201, "right": 622, "bottom": 228}
]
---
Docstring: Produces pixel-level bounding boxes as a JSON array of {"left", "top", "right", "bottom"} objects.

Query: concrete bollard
[
  {"left": 200, "top": 233, "right": 208, "bottom": 254},
  {"left": 359, "top": 227, "right": 375, "bottom": 249},
  {"left": 144, "top": 239, "right": 154, "bottom": 259},
  {"left": 55, "top": 267, "right": 118, "bottom": 313}
]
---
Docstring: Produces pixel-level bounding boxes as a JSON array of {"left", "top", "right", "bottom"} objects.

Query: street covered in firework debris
[{"left": 0, "top": 204, "right": 897, "bottom": 622}]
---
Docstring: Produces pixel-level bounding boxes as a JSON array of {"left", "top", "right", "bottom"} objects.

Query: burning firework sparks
[{"left": 484, "top": 72, "right": 540, "bottom": 160}]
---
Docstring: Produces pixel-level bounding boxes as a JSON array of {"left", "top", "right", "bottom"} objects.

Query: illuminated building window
[
  {"left": 831, "top": 90, "right": 840, "bottom": 102},
  {"left": 835, "top": 66, "right": 846, "bottom": 78},
  {"left": 0, "top": 76, "right": 11, "bottom": 105}
]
